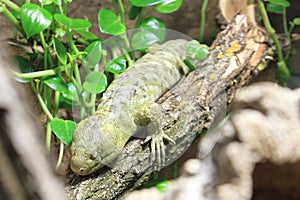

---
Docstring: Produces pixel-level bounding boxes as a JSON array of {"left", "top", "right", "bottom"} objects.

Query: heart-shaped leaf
[
  {"left": 14, "top": 55, "right": 34, "bottom": 73},
  {"left": 105, "top": 56, "right": 127, "bottom": 74},
  {"left": 83, "top": 72, "right": 107, "bottom": 94},
  {"left": 14, "top": 56, "right": 34, "bottom": 83},
  {"left": 61, "top": 83, "right": 79, "bottom": 107},
  {"left": 139, "top": 17, "right": 166, "bottom": 42},
  {"left": 43, "top": 75, "right": 69, "bottom": 94},
  {"left": 82, "top": 40, "right": 102, "bottom": 68},
  {"left": 128, "top": 5, "right": 142, "bottom": 20},
  {"left": 62, "top": 82, "right": 78, "bottom": 101},
  {"left": 130, "top": 0, "right": 164, "bottom": 7},
  {"left": 155, "top": 0, "right": 182, "bottom": 13},
  {"left": 269, "top": 0, "right": 290, "bottom": 7},
  {"left": 98, "top": 8, "right": 126, "bottom": 35},
  {"left": 131, "top": 30, "right": 159, "bottom": 50},
  {"left": 186, "top": 40, "right": 209, "bottom": 61},
  {"left": 75, "top": 29, "right": 98, "bottom": 40},
  {"left": 39, "top": 0, "right": 53, "bottom": 5},
  {"left": 20, "top": 3, "right": 53, "bottom": 38},
  {"left": 54, "top": 13, "right": 91, "bottom": 29},
  {"left": 293, "top": 18, "right": 300, "bottom": 25},
  {"left": 50, "top": 119, "right": 76, "bottom": 146},
  {"left": 53, "top": 37, "right": 67, "bottom": 65},
  {"left": 266, "top": 3, "right": 283, "bottom": 14}
]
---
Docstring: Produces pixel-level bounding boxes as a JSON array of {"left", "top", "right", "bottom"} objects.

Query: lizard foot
[{"left": 144, "top": 131, "right": 175, "bottom": 169}]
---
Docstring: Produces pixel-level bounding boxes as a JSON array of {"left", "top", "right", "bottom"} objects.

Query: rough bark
[
  {"left": 66, "top": 14, "right": 271, "bottom": 200},
  {"left": 125, "top": 82, "right": 300, "bottom": 200},
  {"left": 0, "top": 43, "right": 66, "bottom": 200}
]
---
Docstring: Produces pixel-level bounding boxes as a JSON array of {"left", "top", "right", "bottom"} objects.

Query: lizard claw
[{"left": 144, "top": 131, "right": 175, "bottom": 169}]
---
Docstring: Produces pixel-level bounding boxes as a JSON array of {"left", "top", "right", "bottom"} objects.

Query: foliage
[
  {"left": 261, "top": 0, "right": 300, "bottom": 86},
  {"left": 0, "top": 0, "right": 193, "bottom": 169}
]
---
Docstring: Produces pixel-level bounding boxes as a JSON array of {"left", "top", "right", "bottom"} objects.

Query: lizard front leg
[{"left": 133, "top": 103, "right": 175, "bottom": 168}]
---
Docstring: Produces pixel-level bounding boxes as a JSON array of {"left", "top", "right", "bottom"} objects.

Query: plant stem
[
  {"left": 0, "top": 4, "right": 24, "bottom": 35},
  {"left": 36, "top": 84, "right": 54, "bottom": 152},
  {"left": 40, "top": 31, "right": 50, "bottom": 69},
  {"left": 0, "top": 0, "right": 20, "bottom": 13},
  {"left": 282, "top": 7, "right": 290, "bottom": 42},
  {"left": 56, "top": 142, "right": 64, "bottom": 169},
  {"left": 67, "top": 31, "right": 79, "bottom": 55},
  {"left": 37, "top": 91, "right": 54, "bottom": 120},
  {"left": 200, "top": 0, "right": 208, "bottom": 42},
  {"left": 13, "top": 63, "right": 72, "bottom": 79},
  {"left": 76, "top": 37, "right": 89, "bottom": 45},
  {"left": 135, "top": 7, "right": 145, "bottom": 28},
  {"left": 118, "top": 0, "right": 125, "bottom": 24},
  {"left": 85, "top": 94, "right": 96, "bottom": 114},
  {"left": 257, "top": 0, "right": 284, "bottom": 62},
  {"left": 257, "top": 0, "right": 289, "bottom": 86},
  {"left": 54, "top": 91, "right": 60, "bottom": 117},
  {"left": 46, "top": 122, "right": 52, "bottom": 152},
  {"left": 288, "top": 23, "right": 295, "bottom": 37},
  {"left": 120, "top": 33, "right": 133, "bottom": 65},
  {"left": 73, "top": 62, "right": 82, "bottom": 85},
  {"left": 40, "top": 93, "right": 52, "bottom": 152}
]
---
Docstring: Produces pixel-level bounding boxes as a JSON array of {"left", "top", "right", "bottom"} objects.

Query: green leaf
[
  {"left": 43, "top": 4, "right": 54, "bottom": 14},
  {"left": 155, "top": 180, "right": 171, "bottom": 192},
  {"left": 61, "top": 83, "right": 78, "bottom": 106},
  {"left": 98, "top": 8, "right": 126, "bottom": 35},
  {"left": 50, "top": 119, "right": 76, "bottom": 146},
  {"left": 75, "top": 29, "right": 98, "bottom": 40},
  {"left": 129, "top": 5, "right": 142, "bottom": 20},
  {"left": 293, "top": 18, "right": 300, "bottom": 25},
  {"left": 186, "top": 40, "right": 209, "bottom": 61},
  {"left": 53, "top": 0, "right": 62, "bottom": 5},
  {"left": 130, "top": 0, "right": 164, "bottom": 7},
  {"left": 14, "top": 56, "right": 34, "bottom": 83},
  {"left": 54, "top": 14, "right": 91, "bottom": 30},
  {"left": 139, "top": 17, "right": 166, "bottom": 42},
  {"left": 53, "top": 37, "right": 67, "bottom": 65},
  {"left": 20, "top": 3, "right": 53, "bottom": 38},
  {"left": 155, "top": 0, "right": 182, "bottom": 14},
  {"left": 266, "top": 3, "right": 283, "bottom": 14},
  {"left": 39, "top": 0, "right": 53, "bottom": 5},
  {"left": 183, "top": 56, "right": 196, "bottom": 71},
  {"left": 105, "top": 56, "right": 127, "bottom": 74},
  {"left": 54, "top": 27, "right": 66, "bottom": 38},
  {"left": 14, "top": 55, "right": 34, "bottom": 73},
  {"left": 268, "top": 0, "right": 290, "bottom": 7},
  {"left": 83, "top": 72, "right": 107, "bottom": 94},
  {"left": 82, "top": 40, "right": 102, "bottom": 68},
  {"left": 131, "top": 30, "right": 159, "bottom": 50},
  {"left": 43, "top": 75, "right": 69, "bottom": 93}
]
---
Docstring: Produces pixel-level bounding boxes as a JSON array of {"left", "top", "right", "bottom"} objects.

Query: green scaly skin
[{"left": 70, "top": 39, "right": 189, "bottom": 175}]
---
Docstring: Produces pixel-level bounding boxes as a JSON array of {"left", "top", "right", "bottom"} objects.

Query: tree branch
[{"left": 66, "top": 15, "right": 272, "bottom": 200}]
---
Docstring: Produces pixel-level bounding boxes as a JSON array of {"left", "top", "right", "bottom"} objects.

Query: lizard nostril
[{"left": 90, "top": 155, "right": 96, "bottom": 160}]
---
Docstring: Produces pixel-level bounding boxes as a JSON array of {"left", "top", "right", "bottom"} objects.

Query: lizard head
[{"left": 70, "top": 116, "right": 123, "bottom": 175}]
